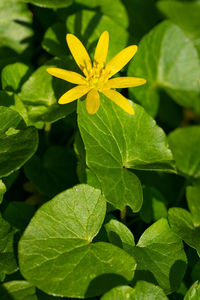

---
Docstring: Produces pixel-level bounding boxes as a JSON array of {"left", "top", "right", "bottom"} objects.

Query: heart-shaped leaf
[
  {"left": 78, "top": 94, "right": 175, "bottom": 211},
  {"left": 19, "top": 184, "right": 136, "bottom": 298}
]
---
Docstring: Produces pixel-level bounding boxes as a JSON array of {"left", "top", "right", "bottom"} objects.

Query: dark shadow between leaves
[
  {"left": 131, "top": 269, "right": 158, "bottom": 287},
  {"left": 85, "top": 273, "right": 129, "bottom": 298},
  {"left": 131, "top": 259, "right": 187, "bottom": 294},
  {"left": 0, "top": 286, "right": 15, "bottom": 300},
  {"left": 169, "top": 260, "right": 187, "bottom": 292},
  {"left": 107, "top": 231, "right": 123, "bottom": 249}
]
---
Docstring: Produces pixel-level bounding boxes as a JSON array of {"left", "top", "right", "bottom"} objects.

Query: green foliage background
[{"left": 0, "top": 0, "right": 200, "bottom": 299}]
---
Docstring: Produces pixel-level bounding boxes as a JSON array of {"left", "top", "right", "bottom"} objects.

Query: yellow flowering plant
[
  {"left": 2, "top": 0, "right": 200, "bottom": 298},
  {"left": 47, "top": 31, "right": 146, "bottom": 115}
]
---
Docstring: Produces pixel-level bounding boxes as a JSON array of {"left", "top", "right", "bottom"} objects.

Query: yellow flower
[{"left": 47, "top": 31, "right": 146, "bottom": 115}]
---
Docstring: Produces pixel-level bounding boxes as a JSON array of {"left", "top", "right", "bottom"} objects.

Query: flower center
[{"left": 86, "top": 62, "right": 107, "bottom": 91}]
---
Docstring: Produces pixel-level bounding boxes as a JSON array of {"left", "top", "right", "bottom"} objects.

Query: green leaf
[
  {"left": 101, "top": 281, "right": 168, "bottom": 300},
  {"left": 132, "top": 218, "right": 187, "bottom": 294},
  {"left": 105, "top": 219, "right": 135, "bottom": 256},
  {"left": 0, "top": 106, "right": 38, "bottom": 178},
  {"left": 19, "top": 60, "right": 76, "bottom": 125},
  {"left": 19, "top": 184, "right": 136, "bottom": 298},
  {"left": 78, "top": 94, "right": 174, "bottom": 211},
  {"left": 75, "top": 0, "right": 128, "bottom": 28},
  {"left": 128, "top": 21, "right": 200, "bottom": 117},
  {"left": 0, "top": 280, "right": 37, "bottom": 300},
  {"left": 0, "top": 214, "right": 18, "bottom": 281},
  {"left": 1, "top": 63, "right": 33, "bottom": 93},
  {"left": 0, "top": 0, "right": 33, "bottom": 54},
  {"left": 24, "top": 146, "right": 78, "bottom": 197},
  {"left": 140, "top": 186, "right": 167, "bottom": 224},
  {"left": 42, "top": 9, "right": 130, "bottom": 60},
  {"left": 184, "top": 281, "right": 200, "bottom": 300},
  {"left": 186, "top": 183, "right": 200, "bottom": 227},
  {"left": 168, "top": 126, "right": 200, "bottom": 179},
  {"left": 22, "top": 0, "right": 72, "bottom": 8},
  {"left": 168, "top": 207, "right": 200, "bottom": 256},
  {"left": 0, "top": 180, "right": 6, "bottom": 204},
  {"left": 157, "top": 1, "right": 200, "bottom": 54},
  {"left": 0, "top": 91, "right": 29, "bottom": 125}
]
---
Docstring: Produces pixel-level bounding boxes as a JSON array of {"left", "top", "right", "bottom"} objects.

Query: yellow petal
[
  {"left": 66, "top": 34, "right": 92, "bottom": 77},
  {"left": 86, "top": 89, "right": 100, "bottom": 114},
  {"left": 103, "top": 77, "right": 146, "bottom": 89},
  {"left": 46, "top": 68, "right": 87, "bottom": 85},
  {"left": 58, "top": 85, "right": 90, "bottom": 104},
  {"left": 104, "top": 45, "right": 138, "bottom": 79},
  {"left": 102, "top": 89, "right": 134, "bottom": 115},
  {"left": 94, "top": 31, "right": 109, "bottom": 68}
]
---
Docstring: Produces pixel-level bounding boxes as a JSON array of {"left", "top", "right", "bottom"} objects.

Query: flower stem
[
  {"left": 44, "top": 122, "right": 51, "bottom": 146},
  {"left": 120, "top": 206, "right": 127, "bottom": 223}
]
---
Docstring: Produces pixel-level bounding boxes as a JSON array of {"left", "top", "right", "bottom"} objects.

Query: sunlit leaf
[
  {"left": 128, "top": 21, "right": 200, "bottom": 116},
  {"left": 132, "top": 218, "right": 187, "bottom": 294},
  {"left": 19, "top": 184, "right": 136, "bottom": 298},
  {"left": 78, "top": 94, "right": 175, "bottom": 211},
  {"left": 101, "top": 281, "right": 168, "bottom": 300}
]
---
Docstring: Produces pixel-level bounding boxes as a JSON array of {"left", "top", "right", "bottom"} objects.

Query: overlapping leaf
[
  {"left": 132, "top": 218, "right": 187, "bottom": 294},
  {"left": 184, "top": 281, "right": 200, "bottom": 300},
  {"left": 42, "top": 9, "right": 130, "bottom": 60},
  {"left": 19, "top": 60, "right": 76, "bottom": 125},
  {"left": 168, "top": 126, "right": 200, "bottom": 179},
  {"left": 0, "top": 280, "right": 37, "bottom": 300},
  {"left": 0, "top": 106, "right": 38, "bottom": 178},
  {"left": 105, "top": 219, "right": 135, "bottom": 256},
  {"left": 19, "top": 184, "right": 136, "bottom": 298},
  {"left": 101, "top": 281, "right": 168, "bottom": 300},
  {"left": 78, "top": 94, "right": 175, "bottom": 211},
  {"left": 128, "top": 21, "right": 200, "bottom": 116},
  {"left": 1, "top": 62, "right": 32, "bottom": 93},
  {"left": 168, "top": 183, "right": 200, "bottom": 256}
]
